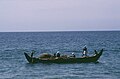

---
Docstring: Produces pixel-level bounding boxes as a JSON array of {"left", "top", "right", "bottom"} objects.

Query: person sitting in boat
[
  {"left": 72, "top": 52, "right": 76, "bottom": 58},
  {"left": 54, "top": 53, "right": 56, "bottom": 57},
  {"left": 56, "top": 51, "right": 60, "bottom": 57},
  {"left": 82, "top": 46, "right": 88, "bottom": 57}
]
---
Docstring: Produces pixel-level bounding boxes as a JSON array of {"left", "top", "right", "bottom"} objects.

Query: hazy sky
[{"left": 0, "top": 0, "right": 120, "bottom": 32}]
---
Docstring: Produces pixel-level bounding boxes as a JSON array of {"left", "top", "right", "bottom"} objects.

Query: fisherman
[
  {"left": 56, "top": 51, "right": 60, "bottom": 57},
  {"left": 82, "top": 45, "right": 88, "bottom": 57},
  {"left": 54, "top": 53, "right": 56, "bottom": 57},
  {"left": 94, "top": 50, "right": 98, "bottom": 54},
  {"left": 31, "top": 50, "right": 35, "bottom": 63},
  {"left": 72, "top": 52, "right": 76, "bottom": 58},
  {"left": 31, "top": 50, "right": 35, "bottom": 58}
]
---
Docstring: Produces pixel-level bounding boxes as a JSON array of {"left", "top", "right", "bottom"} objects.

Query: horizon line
[{"left": 0, "top": 29, "right": 120, "bottom": 32}]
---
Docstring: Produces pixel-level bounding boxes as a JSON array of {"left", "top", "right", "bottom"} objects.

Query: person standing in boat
[
  {"left": 31, "top": 50, "right": 35, "bottom": 63},
  {"left": 82, "top": 46, "right": 88, "bottom": 57},
  {"left": 31, "top": 50, "right": 35, "bottom": 58},
  {"left": 56, "top": 51, "right": 60, "bottom": 57}
]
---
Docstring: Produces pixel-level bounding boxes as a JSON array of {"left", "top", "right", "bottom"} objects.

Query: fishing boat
[{"left": 24, "top": 49, "right": 103, "bottom": 64}]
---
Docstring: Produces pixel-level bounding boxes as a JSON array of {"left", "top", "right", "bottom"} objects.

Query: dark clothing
[
  {"left": 31, "top": 52, "right": 34, "bottom": 58},
  {"left": 56, "top": 53, "right": 60, "bottom": 57},
  {"left": 54, "top": 53, "right": 56, "bottom": 57},
  {"left": 94, "top": 50, "right": 98, "bottom": 54},
  {"left": 73, "top": 54, "right": 76, "bottom": 58},
  {"left": 83, "top": 47, "right": 87, "bottom": 51}
]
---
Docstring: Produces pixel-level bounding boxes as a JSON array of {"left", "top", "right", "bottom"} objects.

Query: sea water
[{"left": 0, "top": 31, "right": 120, "bottom": 79}]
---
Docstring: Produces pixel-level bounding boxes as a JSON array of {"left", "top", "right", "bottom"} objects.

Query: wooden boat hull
[{"left": 24, "top": 49, "right": 103, "bottom": 64}]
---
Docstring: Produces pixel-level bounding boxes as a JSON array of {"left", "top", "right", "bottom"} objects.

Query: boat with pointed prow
[{"left": 24, "top": 49, "right": 103, "bottom": 64}]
